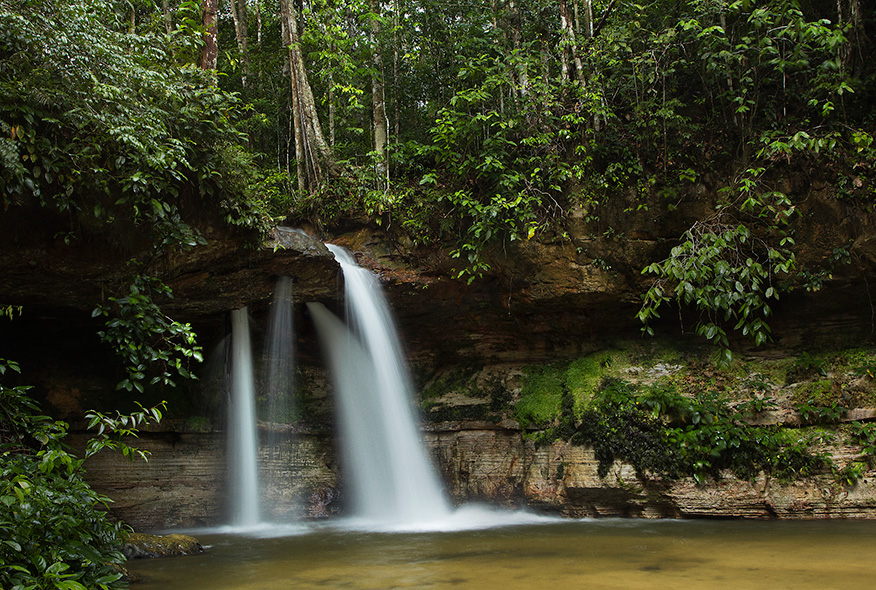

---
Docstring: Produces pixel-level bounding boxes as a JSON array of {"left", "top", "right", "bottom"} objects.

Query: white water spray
[
  {"left": 228, "top": 307, "right": 261, "bottom": 527},
  {"left": 309, "top": 245, "right": 450, "bottom": 526}
]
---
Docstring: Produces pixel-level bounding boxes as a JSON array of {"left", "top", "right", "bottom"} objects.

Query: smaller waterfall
[
  {"left": 262, "top": 277, "right": 296, "bottom": 520},
  {"left": 228, "top": 307, "right": 261, "bottom": 527},
  {"left": 263, "top": 277, "right": 295, "bottom": 426},
  {"left": 310, "top": 245, "right": 450, "bottom": 526}
]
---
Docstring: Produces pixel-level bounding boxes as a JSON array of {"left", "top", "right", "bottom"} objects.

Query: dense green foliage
[
  {"left": 1, "top": 344, "right": 171, "bottom": 590},
  {"left": 0, "top": 0, "right": 238, "bottom": 575},
  {"left": 637, "top": 186, "right": 797, "bottom": 365},
  {"left": 92, "top": 276, "right": 203, "bottom": 394},
  {"left": 198, "top": 0, "right": 876, "bottom": 346},
  {"left": 566, "top": 377, "right": 828, "bottom": 483},
  {"left": 255, "top": 1, "right": 871, "bottom": 270},
  {"left": 1, "top": 357, "right": 135, "bottom": 590},
  {"left": 4, "top": 0, "right": 872, "bottom": 343},
  {"left": 0, "top": 0, "right": 269, "bottom": 246}
]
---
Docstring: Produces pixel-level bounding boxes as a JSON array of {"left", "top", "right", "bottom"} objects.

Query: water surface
[{"left": 127, "top": 517, "right": 876, "bottom": 590}]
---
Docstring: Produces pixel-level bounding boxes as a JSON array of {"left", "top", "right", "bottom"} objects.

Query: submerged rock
[{"left": 122, "top": 533, "right": 204, "bottom": 559}]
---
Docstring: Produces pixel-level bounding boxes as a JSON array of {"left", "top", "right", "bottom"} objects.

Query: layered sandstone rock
[{"left": 73, "top": 421, "right": 876, "bottom": 530}]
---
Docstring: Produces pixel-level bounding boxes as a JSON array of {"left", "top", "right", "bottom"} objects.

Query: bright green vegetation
[
  {"left": 0, "top": 0, "right": 270, "bottom": 240},
  {"left": 514, "top": 351, "right": 627, "bottom": 428},
  {"left": 0, "top": 0, "right": 873, "bottom": 374},
  {"left": 109, "top": 0, "right": 874, "bottom": 367},
  {"left": 514, "top": 345, "right": 876, "bottom": 486},
  {"left": 554, "top": 377, "right": 829, "bottom": 484}
]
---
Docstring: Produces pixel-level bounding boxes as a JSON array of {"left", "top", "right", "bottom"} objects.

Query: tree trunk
[
  {"left": 370, "top": 0, "right": 388, "bottom": 189},
  {"left": 280, "top": 0, "right": 333, "bottom": 193},
  {"left": 561, "top": 0, "right": 585, "bottom": 86},
  {"left": 280, "top": 0, "right": 306, "bottom": 194},
  {"left": 560, "top": 0, "right": 571, "bottom": 84},
  {"left": 581, "top": 0, "right": 593, "bottom": 38},
  {"left": 161, "top": 0, "right": 173, "bottom": 34},
  {"left": 199, "top": 0, "right": 219, "bottom": 71},
  {"left": 230, "top": 0, "right": 249, "bottom": 86},
  {"left": 507, "top": 0, "right": 529, "bottom": 99},
  {"left": 256, "top": 0, "right": 262, "bottom": 45},
  {"left": 839, "top": 0, "right": 867, "bottom": 77},
  {"left": 393, "top": 0, "right": 400, "bottom": 143},
  {"left": 328, "top": 47, "right": 336, "bottom": 148}
]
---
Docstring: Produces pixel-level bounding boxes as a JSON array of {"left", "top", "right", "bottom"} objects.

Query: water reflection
[{"left": 128, "top": 519, "right": 876, "bottom": 590}]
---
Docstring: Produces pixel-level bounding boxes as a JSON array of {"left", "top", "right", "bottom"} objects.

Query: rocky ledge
[{"left": 0, "top": 213, "right": 340, "bottom": 318}]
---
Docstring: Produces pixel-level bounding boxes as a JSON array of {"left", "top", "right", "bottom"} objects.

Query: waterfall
[
  {"left": 228, "top": 307, "right": 261, "bottom": 527},
  {"left": 262, "top": 277, "right": 296, "bottom": 519},
  {"left": 264, "top": 277, "right": 295, "bottom": 427},
  {"left": 309, "top": 245, "right": 450, "bottom": 526}
]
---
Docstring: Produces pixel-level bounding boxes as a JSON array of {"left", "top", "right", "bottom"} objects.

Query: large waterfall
[
  {"left": 309, "top": 245, "right": 450, "bottom": 526},
  {"left": 227, "top": 307, "right": 261, "bottom": 528}
]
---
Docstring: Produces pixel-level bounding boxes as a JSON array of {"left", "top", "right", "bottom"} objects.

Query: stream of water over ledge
[{"left": 128, "top": 518, "right": 876, "bottom": 589}]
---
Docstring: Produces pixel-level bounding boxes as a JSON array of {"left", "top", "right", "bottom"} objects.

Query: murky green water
[{"left": 128, "top": 517, "right": 876, "bottom": 590}]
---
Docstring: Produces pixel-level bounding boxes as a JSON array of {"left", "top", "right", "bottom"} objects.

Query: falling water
[
  {"left": 263, "top": 277, "right": 295, "bottom": 427},
  {"left": 228, "top": 307, "right": 261, "bottom": 527},
  {"left": 309, "top": 245, "right": 450, "bottom": 526},
  {"left": 261, "top": 277, "right": 296, "bottom": 520}
]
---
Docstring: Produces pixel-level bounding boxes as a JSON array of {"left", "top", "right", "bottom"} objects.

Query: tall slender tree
[
  {"left": 369, "top": 0, "right": 388, "bottom": 189},
  {"left": 230, "top": 0, "right": 249, "bottom": 86}
]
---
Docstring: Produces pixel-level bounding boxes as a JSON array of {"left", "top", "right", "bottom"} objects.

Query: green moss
[
  {"left": 831, "top": 347, "right": 876, "bottom": 367},
  {"left": 514, "top": 364, "right": 565, "bottom": 428},
  {"left": 566, "top": 350, "right": 627, "bottom": 412},
  {"left": 623, "top": 339, "right": 688, "bottom": 365},
  {"left": 792, "top": 379, "right": 836, "bottom": 404},
  {"left": 515, "top": 343, "right": 876, "bottom": 484},
  {"left": 515, "top": 349, "right": 663, "bottom": 427}
]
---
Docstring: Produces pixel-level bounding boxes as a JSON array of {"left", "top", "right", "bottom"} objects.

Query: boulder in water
[{"left": 122, "top": 533, "right": 204, "bottom": 559}]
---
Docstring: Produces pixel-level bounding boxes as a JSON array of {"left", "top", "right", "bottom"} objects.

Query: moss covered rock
[{"left": 122, "top": 533, "right": 204, "bottom": 559}]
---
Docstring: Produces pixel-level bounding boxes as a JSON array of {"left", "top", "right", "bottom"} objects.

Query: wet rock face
[
  {"left": 426, "top": 430, "right": 876, "bottom": 519},
  {"left": 160, "top": 227, "right": 340, "bottom": 319},
  {"left": 0, "top": 220, "right": 343, "bottom": 422}
]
